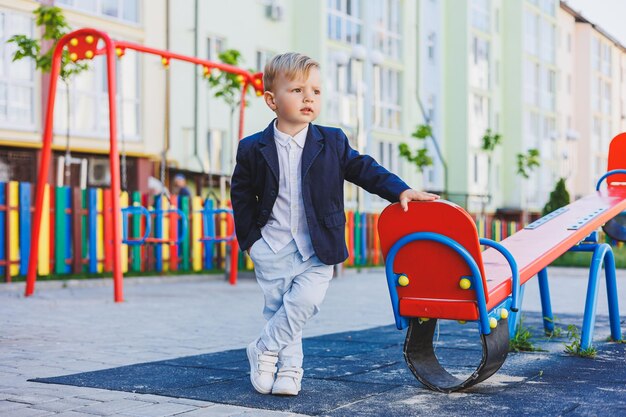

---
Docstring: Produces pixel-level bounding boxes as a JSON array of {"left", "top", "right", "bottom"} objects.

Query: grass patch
[
  {"left": 509, "top": 317, "right": 543, "bottom": 352},
  {"left": 564, "top": 324, "right": 597, "bottom": 358},
  {"left": 543, "top": 316, "right": 563, "bottom": 338}
]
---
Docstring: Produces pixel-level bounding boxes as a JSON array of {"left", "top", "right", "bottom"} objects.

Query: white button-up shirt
[{"left": 260, "top": 121, "right": 315, "bottom": 261}]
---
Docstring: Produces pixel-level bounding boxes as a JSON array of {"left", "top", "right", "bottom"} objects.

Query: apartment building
[{"left": 561, "top": 2, "right": 626, "bottom": 198}]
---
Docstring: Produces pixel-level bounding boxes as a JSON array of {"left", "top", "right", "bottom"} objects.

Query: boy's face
[{"left": 264, "top": 67, "right": 321, "bottom": 134}]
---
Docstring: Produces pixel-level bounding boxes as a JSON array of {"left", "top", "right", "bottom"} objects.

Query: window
[
  {"left": 0, "top": 11, "right": 35, "bottom": 129},
  {"left": 256, "top": 49, "right": 275, "bottom": 72},
  {"left": 372, "top": 0, "right": 401, "bottom": 59},
  {"left": 592, "top": 77, "right": 601, "bottom": 112},
  {"left": 603, "top": 81, "right": 611, "bottom": 114},
  {"left": 54, "top": 51, "right": 141, "bottom": 140},
  {"left": 207, "top": 129, "right": 227, "bottom": 174},
  {"left": 470, "top": 36, "right": 490, "bottom": 89},
  {"left": 471, "top": 0, "right": 490, "bottom": 33},
  {"left": 378, "top": 140, "right": 398, "bottom": 174},
  {"left": 602, "top": 42, "right": 609, "bottom": 70},
  {"left": 207, "top": 36, "right": 225, "bottom": 61},
  {"left": 592, "top": 37, "right": 600, "bottom": 71},
  {"left": 427, "top": 32, "right": 436, "bottom": 61},
  {"left": 567, "top": 33, "right": 572, "bottom": 53},
  {"left": 540, "top": 0, "right": 555, "bottom": 16},
  {"left": 542, "top": 68, "right": 555, "bottom": 111},
  {"left": 540, "top": 21, "right": 555, "bottom": 64},
  {"left": 524, "top": 10, "right": 538, "bottom": 56},
  {"left": 375, "top": 67, "right": 401, "bottom": 130},
  {"left": 524, "top": 59, "right": 540, "bottom": 106},
  {"left": 327, "top": 0, "right": 363, "bottom": 46},
  {"left": 57, "top": 0, "right": 139, "bottom": 24}
]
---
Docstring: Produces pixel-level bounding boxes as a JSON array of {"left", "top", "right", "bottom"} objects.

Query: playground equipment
[
  {"left": 379, "top": 132, "right": 626, "bottom": 392},
  {"left": 25, "top": 28, "right": 263, "bottom": 301}
]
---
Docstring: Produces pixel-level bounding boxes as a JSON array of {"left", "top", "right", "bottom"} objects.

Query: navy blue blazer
[{"left": 230, "top": 120, "right": 410, "bottom": 265}]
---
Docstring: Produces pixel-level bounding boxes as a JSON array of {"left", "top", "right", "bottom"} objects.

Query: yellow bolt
[
  {"left": 397, "top": 274, "right": 409, "bottom": 287},
  {"left": 500, "top": 309, "right": 509, "bottom": 319},
  {"left": 256, "top": 90, "right": 263, "bottom": 96},
  {"left": 458, "top": 320, "right": 467, "bottom": 325},
  {"left": 254, "top": 78, "right": 262, "bottom": 85},
  {"left": 85, "top": 50, "right": 94, "bottom": 59},
  {"left": 419, "top": 317, "right": 429, "bottom": 322},
  {"left": 203, "top": 66, "right": 210, "bottom": 75},
  {"left": 116, "top": 47, "right": 124, "bottom": 57},
  {"left": 85, "top": 35, "right": 94, "bottom": 44},
  {"left": 69, "top": 52, "right": 78, "bottom": 62},
  {"left": 70, "top": 38, "right": 78, "bottom": 46},
  {"left": 489, "top": 317, "right": 498, "bottom": 329},
  {"left": 459, "top": 278, "right": 471, "bottom": 290},
  {"left": 161, "top": 57, "right": 169, "bottom": 66}
]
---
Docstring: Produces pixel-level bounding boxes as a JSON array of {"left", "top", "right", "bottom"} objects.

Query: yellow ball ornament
[
  {"left": 458, "top": 320, "right": 467, "bottom": 325},
  {"left": 459, "top": 278, "right": 471, "bottom": 290},
  {"left": 397, "top": 274, "right": 409, "bottom": 287},
  {"left": 489, "top": 317, "right": 498, "bottom": 329},
  {"left": 500, "top": 309, "right": 509, "bottom": 319}
]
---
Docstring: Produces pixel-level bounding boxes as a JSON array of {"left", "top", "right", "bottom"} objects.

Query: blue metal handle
[
  {"left": 198, "top": 206, "right": 236, "bottom": 242},
  {"left": 159, "top": 208, "right": 189, "bottom": 244},
  {"left": 479, "top": 238, "right": 520, "bottom": 312},
  {"left": 595, "top": 169, "right": 626, "bottom": 191},
  {"left": 384, "top": 232, "right": 491, "bottom": 335},
  {"left": 121, "top": 205, "right": 152, "bottom": 245}
]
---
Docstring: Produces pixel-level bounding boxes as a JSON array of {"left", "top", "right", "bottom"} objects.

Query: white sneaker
[
  {"left": 246, "top": 341, "right": 278, "bottom": 394},
  {"left": 271, "top": 366, "right": 303, "bottom": 396}
]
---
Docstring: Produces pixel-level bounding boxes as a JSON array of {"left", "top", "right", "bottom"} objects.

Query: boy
[{"left": 231, "top": 53, "right": 438, "bottom": 396}]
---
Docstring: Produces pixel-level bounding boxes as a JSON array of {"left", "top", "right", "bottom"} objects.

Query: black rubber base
[{"left": 403, "top": 318, "right": 510, "bottom": 392}]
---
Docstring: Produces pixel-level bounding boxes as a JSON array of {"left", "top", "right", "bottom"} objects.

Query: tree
[
  {"left": 205, "top": 50, "right": 257, "bottom": 172},
  {"left": 205, "top": 49, "right": 254, "bottom": 110},
  {"left": 481, "top": 129, "right": 502, "bottom": 153},
  {"left": 7, "top": 6, "right": 89, "bottom": 187},
  {"left": 7, "top": 6, "right": 88, "bottom": 81},
  {"left": 516, "top": 148, "right": 540, "bottom": 179},
  {"left": 398, "top": 124, "right": 433, "bottom": 173},
  {"left": 542, "top": 178, "right": 570, "bottom": 215},
  {"left": 481, "top": 129, "right": 503, "bottom": 207}
]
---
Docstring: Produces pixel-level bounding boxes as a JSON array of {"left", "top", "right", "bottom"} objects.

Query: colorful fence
[
  {"left": 0, "top": 182, "right": 243, "bottom": 280},
  {"left": 0, "top": 181, "right": 534, "bottom": 280}
]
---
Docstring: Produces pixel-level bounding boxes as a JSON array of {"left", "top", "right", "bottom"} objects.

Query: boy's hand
[{"left": 399, "top": 189, "right": 440, "bottom": 212}]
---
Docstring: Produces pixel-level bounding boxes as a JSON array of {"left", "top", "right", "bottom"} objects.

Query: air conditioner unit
[
  {"left": 88, "top": 159, "right": 111, "bottom": 186},
  {"left": 266, "top": 3, "right": 284, "bottom": 21}
]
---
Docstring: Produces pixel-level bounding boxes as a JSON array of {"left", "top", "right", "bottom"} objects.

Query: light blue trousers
[{"left": 249, "top": 238, "right": 334, "bottom": 368}]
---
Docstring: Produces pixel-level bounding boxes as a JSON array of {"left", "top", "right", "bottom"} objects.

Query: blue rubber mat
[{"left": 32, "top": 312, "right": 626, "bottom": 416}]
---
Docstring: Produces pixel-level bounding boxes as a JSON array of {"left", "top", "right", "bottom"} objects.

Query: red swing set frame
[{"left": 25, "top": 28, "right": 263, "bottom": 302}]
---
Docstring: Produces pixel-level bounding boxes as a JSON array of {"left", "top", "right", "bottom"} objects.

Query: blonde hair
[{"left": 263, "top": 52, "right": 320, "bottom": 92}]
